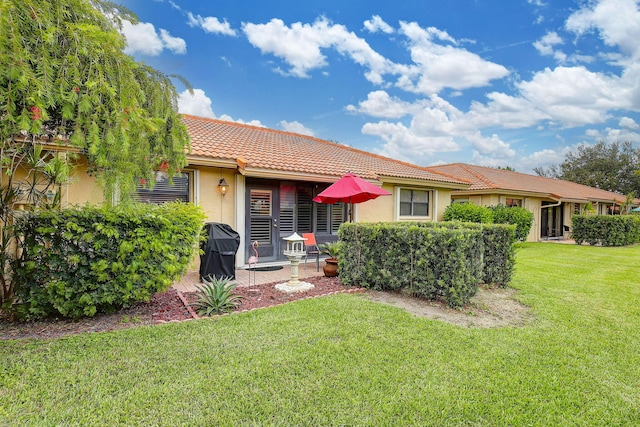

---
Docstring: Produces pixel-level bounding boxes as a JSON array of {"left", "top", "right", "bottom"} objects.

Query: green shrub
[
  {"left": 339, "top": 221, "right": 516, "bottom": 306},
  {"left": 191, "top": 276, "right": 244, "bottom": 316},
  {"left": 571, "top": 215, "right": 640, "bottom": 246},
  {"left": 412, "top": 221, "right": 516, "bottom": 287},
  {"left": 339, "top": 222, "right": 485, "bottom": 307},
  {"left": 444, "top": 203, "right": 494, "bottom": 223},
  {"left": 13, "top": 202, "right": 204, "bottom": 319},
  {"left": 490, "top": 204, "right": 533, "bottom": 242}
]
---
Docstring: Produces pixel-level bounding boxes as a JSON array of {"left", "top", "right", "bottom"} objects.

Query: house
[
  {"left": 176, "top": 116, "right": 472, "bottom": 265},
  {"left": 427, "top": 163, "right": 636, "bottom": 242},
  {"left": 48, "top": 115, "right": 468, "bottom": 267}
]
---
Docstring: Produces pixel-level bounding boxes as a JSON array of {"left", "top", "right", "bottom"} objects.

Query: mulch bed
[{"left": 0, "top": 276, "right": 361, "bottom": 340}]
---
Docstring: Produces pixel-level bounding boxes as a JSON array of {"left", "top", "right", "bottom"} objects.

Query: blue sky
[{"left": 116, "top": 0, "right": 640, "bottom": 173}]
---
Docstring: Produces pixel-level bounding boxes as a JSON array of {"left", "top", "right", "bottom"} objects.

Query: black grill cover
[{"left": 199, "top": 222, "right": 240, "bottom": 280}]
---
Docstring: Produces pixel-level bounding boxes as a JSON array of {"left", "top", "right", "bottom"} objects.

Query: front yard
[{"left": 1, "top": 243, "right": 639, "bottom": 426}]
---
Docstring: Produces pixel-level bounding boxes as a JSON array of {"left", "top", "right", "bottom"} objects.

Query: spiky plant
[{"left": 191, "top": 276, "right": 244, "bottom": 316}]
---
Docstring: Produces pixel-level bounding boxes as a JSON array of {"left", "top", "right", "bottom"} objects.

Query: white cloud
[
  {"left": 619, "top": 116, "right": 639, "bottom": 129},
  {"left": 121, "top": 20, "right": 186, "bottom": 56},
  {"left": 279, "top": 120, "right": 315, "bottom": 136},
  {"left": 187, "top": 13, "right": 237, "bottom": 36},
  {"left": 512, "top": 144, "right": 590, "bottom": 173},
  {"left": 178, "top": 89, "right": 216, "bottom": 118},
  {"left": 533, "top": 31, "right": 566, "bottom": 62},
  {"left": 174, "top": 7, "right": 636, "bottom": 171},
  {"left": 159, "top": 29, "right": 186, "bottom": 54},
  {"left": 178, "top": 89, "right": 265, "bottom": 127},
  {"left": 467, "top": 132, "right": 516, "bottom": 158},
  {"left": 219, "top": 115, "right": 265, "bottom": 127},
  {"left": 361, "top": 95, "right": 464, "bottom": 163},
  {"left": 521, "top": 148, "right": 566, "bottom": 168},
  {"left": 241, "top": 17, "right": 509, "bottom": 94},
  {"left": 397, "top": 21, "right": 510, "bottom": 95},
  {"left": 337, "top": 5, "right": 640, "bottom": 171},
  {"left": 516, "top": 66, "right": 628, "bottom": 126},
  {"left": 466, "top": 92, "right": 549, "bottom": 129},
  {"left": 363, "top": 15, "right": 394, "bottom": 34},
  {"left": 242, "top": 18, "right": 331, "bottom": 78},
  {"left": 345, "top": 90, "right": 419, "bottom": 119},
  {"left": 353, "top": 93, "right": 522, "bottom": 162},
  {"left": 566, "top": 0, "right": 640, "bottom": 58},
  {"left": 242, "top": 17, "right": 394, "bottom": 84},
  {"left": 168, "top": 1, "right": 181, "bottom": 11},
  {"left": 583, "top": 126, "right": 640, "bottom": 143},
  {"left": 365, "top": 119, "right": 459, "bottom": 164}
]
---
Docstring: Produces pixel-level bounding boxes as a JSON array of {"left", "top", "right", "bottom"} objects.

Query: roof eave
[
  {"left": 382, "top": 177, "right": 470, "bottom": 189},
  {"left": 238, "top": 167, "right": 340, "bottom": 183},
  {"left": 186, "top": 155, "right": 238, "bottom": 169},
  {"left": 452, "top": 188, "right": 563, "bottom": 201}
]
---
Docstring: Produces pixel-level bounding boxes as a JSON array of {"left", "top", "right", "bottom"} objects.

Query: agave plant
[{"left": 191, "top": 276, "right": 244, "bottom": 316}]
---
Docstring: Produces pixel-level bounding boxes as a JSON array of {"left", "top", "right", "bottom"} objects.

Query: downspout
[{"left": 432, "top": 189, "right": 438, "bottom": 222}]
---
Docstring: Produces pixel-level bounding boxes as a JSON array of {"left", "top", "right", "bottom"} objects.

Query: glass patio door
[
  {"left": 541, "top": 203, "right": 563, "bottom": 239},
  {"left": 246, "top": 186, "right": 281, "bottom": 263}
]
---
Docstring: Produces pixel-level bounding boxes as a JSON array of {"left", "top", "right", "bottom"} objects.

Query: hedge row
[
  {"left": 444, "top": 203, "right": 533, "bottom": 242},
  {"left": 571, "top": 215, "right": 640, "bottom": 247},
  {"left": 13, "top": 202, "right": 204, "bottom": 319},
  {"left": 338, "top": 221, "right": 516, "bottom": 307}
]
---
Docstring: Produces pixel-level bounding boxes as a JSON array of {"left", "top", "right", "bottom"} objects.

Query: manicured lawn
[{"left": 1, "top": 243, "right": 639, "bottom": 426}]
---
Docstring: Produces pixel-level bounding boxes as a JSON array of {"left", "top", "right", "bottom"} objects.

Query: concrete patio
[{"left": 173, "top": 262, "right": 326, "bottom": 293}]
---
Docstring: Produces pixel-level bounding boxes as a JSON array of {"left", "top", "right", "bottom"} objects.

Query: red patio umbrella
[{"left": 312, "top": 173, "right": 391, "bottom": 220}]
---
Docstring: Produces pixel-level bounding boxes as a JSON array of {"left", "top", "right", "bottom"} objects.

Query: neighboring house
[{"left": 428, "top": 163, "right": 638, "bottom": 242}]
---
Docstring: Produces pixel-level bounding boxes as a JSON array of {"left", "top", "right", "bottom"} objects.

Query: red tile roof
[
  {"left": 428, "top": 163, "right": 630, "bottom": 203},
  {"left": 182, "top": 115, "right": 467, "bottom": 185}
]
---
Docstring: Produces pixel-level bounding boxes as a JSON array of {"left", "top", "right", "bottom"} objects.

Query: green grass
[{"left": 1, "top": 243, "right": 639, "bottom": 426}]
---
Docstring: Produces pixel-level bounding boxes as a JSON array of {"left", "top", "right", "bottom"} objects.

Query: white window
[
  {"left": 574, "top": 203, "right": 582, "bottom": 215},
  {"left": 399, "top": 188, "right": 430, "bottom": 218}
]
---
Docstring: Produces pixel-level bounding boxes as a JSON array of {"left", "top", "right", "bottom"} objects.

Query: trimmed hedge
[
  {"left": 409, "top": 221, "right": 517, "bottom": 286},
  {"left": 13, "top": 202, "right": 205, "bottom": 319},
  {"left": 444, "top": 203, "right": 533, "bottom": 242},
  {"left": 571, "top": 215, "right": 640, "bottom": 247},
  {"left": 338, "top": 221, "right": 516, "bottom": 307}
]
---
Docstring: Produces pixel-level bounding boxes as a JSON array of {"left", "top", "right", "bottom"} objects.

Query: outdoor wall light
[{"left": 218, "top": 178, "right": 229, "bottom": 196}]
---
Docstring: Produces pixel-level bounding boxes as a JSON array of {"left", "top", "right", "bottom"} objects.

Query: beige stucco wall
[
  {"left": 64, "top": 157, "right": 104, "bottom": 205},
  {"left": 193, "top": 166, "right": 236, "bottom": 226},
  {"left": 524, "top": 197, "right": 544, "bottom": 242},
  {"left": 355, "top": 183, "right": 394, "bottom": 222},
  {"left": 355, "top": 184, "right": 454, "bottom": 223},
  {"left": 435, "top": 189, "right": 452, "bottom": 221},
  {"left": 4, "top": 155, "right": 104, "bottom": 207},
  {"left": 467, "top": 194, "right": 500, "bottom": 207}
]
